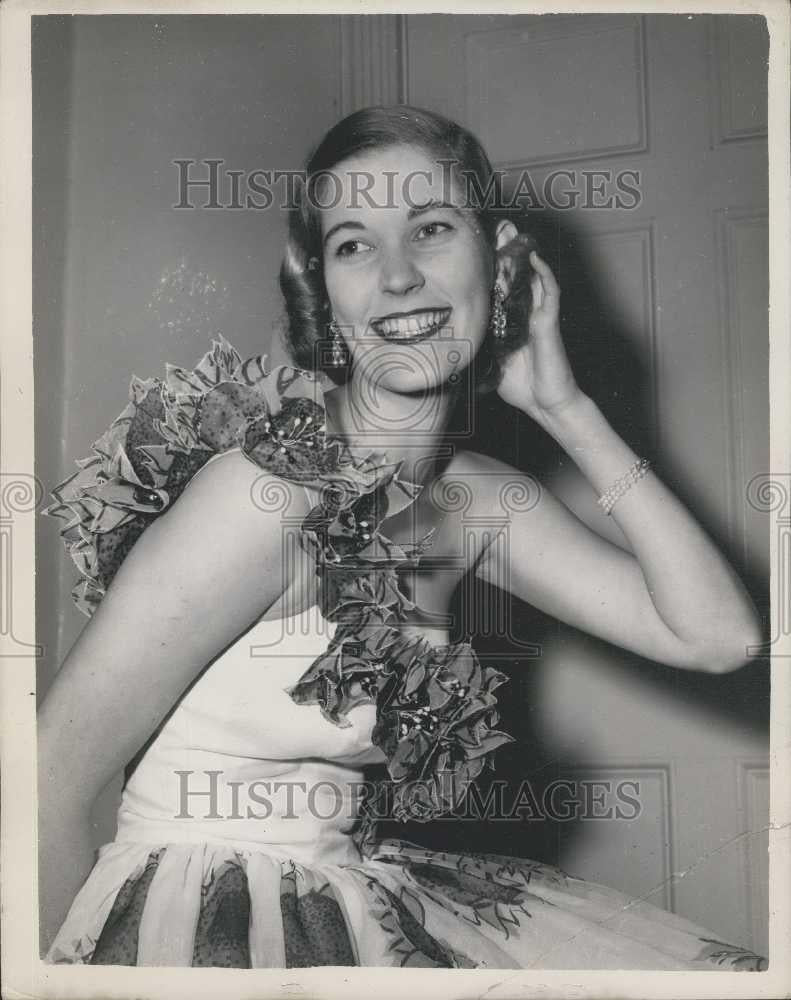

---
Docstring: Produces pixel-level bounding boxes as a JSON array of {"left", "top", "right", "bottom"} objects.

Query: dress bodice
[{"left": 116, "top": 606, "right": 385, "bottom": 864}]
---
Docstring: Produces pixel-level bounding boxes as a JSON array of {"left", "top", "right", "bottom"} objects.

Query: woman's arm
[
  {"left": 37, "top": 449, "right": 298, "bottom": 949},
  {"left": 477, "top": 248, "right": 762, "bottom": 673},
  {"left": 473, "top": 425, "right": 761, "bottom": 673}
]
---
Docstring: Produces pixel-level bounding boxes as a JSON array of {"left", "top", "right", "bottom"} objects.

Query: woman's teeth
[{"left": 372, "top": 309, "right": 451, "bottom": 340}]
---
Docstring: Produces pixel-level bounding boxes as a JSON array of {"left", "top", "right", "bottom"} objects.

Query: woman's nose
[{"left": 380, "top": 246, "right": 424, "bottom": 296}]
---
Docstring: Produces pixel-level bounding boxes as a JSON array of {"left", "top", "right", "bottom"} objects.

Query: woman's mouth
[{"left": 369, "top": 307, "right": 452, "bottom": 343}]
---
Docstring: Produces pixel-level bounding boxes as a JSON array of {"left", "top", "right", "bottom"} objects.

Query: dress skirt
[{"left": 46, "top": 836, "right": 767, "bottom": 970}]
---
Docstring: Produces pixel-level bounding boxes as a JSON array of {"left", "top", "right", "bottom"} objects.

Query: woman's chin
[
  {"left": 374, "top": 371, "right": 456, "bottom": 397},
  {"left": 352, "top": 354, "right": 456, "bottom": 396}
]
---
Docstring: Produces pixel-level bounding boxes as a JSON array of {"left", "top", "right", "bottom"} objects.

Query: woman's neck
[{"left": 324, "top": 371, "right": 461, "bottom": 486}]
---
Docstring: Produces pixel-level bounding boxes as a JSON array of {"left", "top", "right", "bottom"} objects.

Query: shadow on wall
[{"left": 383, "top": 207, "right": 769, "bottom": 863}]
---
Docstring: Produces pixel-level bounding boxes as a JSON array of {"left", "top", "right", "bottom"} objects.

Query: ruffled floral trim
[
  {"left": 46, "top": 337, "right": 514, "bottom": 828},
  {"left": 43, "top": 336, "right": 322, "bottom": 615}
]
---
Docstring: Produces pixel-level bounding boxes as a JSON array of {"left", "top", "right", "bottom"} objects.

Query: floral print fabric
[{"left": 49, "top": 839, "right": 767, "bottom": 970}]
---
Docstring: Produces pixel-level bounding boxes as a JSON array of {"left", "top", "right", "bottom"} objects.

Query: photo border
[{"left": 1, "top": 1, "right": 788, "bottom": 997}]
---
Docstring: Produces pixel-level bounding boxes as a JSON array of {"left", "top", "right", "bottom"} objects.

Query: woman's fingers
[
  {"left": 530, "top": 271, "right": 544, "bottom": 311},
  {"left": 529, "top": 251, "right": 560, "bottom": 308}
]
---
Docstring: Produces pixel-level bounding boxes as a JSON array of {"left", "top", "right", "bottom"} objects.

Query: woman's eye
[
  {"left": 416, "top": 221, "right": 453, "bottom": 240},
  {"left": 335, "top": 239, "right": 372, "bottom": 258}
]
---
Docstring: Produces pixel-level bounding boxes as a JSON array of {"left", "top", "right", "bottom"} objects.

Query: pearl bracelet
[{"left": 596, "top": 458, "right": 652, "bottom": 515}]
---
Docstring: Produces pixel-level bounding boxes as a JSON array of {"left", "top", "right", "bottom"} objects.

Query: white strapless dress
[{"left": 46, "top": 607, "right": 767, "bottom": 970}]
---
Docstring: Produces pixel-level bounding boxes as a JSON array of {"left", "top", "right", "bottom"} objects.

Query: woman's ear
[{"left": 494, "top": 219, "right": 519, "bottom": 296}]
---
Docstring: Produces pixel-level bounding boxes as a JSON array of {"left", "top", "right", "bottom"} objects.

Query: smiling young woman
[{"left": 38, "top": 105, "right": 766, "bottom": 970}]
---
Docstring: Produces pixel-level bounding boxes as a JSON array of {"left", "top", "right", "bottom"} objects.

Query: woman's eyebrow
[
  {"left": 323, "top": 220, "right": 366, "bottom": 247},
  {"left": 407, "top": 199, "right": 461, "bottom": 220}
]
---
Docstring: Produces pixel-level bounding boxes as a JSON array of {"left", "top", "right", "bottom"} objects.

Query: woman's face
[{"left": 319, "top": 144, "right": 496, "bottom": 394}]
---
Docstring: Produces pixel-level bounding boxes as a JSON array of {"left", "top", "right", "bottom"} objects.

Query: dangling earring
[
  {"left": 490, "top": 284, "right": 507, "bottom": 340},
  {"left": 328, "top": 318, "right": 349, "bottom": 367}
]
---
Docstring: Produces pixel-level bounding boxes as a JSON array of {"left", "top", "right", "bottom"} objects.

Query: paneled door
[{"left": 400, "top": 13, "right": 769, "bottom": 953}]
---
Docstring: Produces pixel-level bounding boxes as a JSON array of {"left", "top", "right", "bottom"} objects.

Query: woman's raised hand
[{"left": 496, "top": 251, "right": 583, "bottom": 429}]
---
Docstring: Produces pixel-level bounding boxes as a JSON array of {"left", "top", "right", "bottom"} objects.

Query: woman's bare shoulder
[
  {"left": 442, "top": 449, "right": 544, "bottom": 513},
  {"left": 169, "top": 447, "right": 311, "bottom": 526},
  {"left": 445, "top": 449, "right": 519, "bottom": 477},
  {"left": 84, "top": 446, "right": 310, "bottom": 638}
]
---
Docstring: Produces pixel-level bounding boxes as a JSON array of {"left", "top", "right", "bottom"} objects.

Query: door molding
[{"left": 339, "top": 15, "right": 407, "bottom": 115}]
